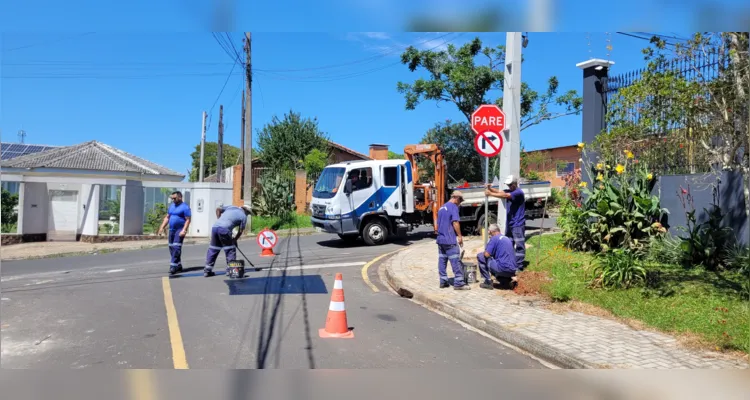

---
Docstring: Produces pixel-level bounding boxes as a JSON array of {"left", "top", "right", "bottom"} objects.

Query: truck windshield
[{"left": 313, "top": 167, "right": 345, "bottom": 199}]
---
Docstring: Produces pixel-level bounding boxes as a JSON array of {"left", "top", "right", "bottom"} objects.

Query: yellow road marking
[
  {"left": 161, "top": 277, "right": 189, "bottom": 369},
  {"left": 129, "top": 369, "right": 156, "bottom": 400},
  {"left": 361, "top": 247, "right": 410, "bottom": 292}
]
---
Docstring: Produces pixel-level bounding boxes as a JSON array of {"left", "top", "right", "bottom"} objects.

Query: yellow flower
[
  {"left": 579, "top": 182, "right": 588, "bottom": 188},
  {"left": 615, "top": 164, "right": 625, "bottom": 174},
  {"left": 625, "top": 150, "right": 634, "bottom": 159},
  {"left": 647, "top": 173, "right": 653, "bottom": 180},
  {"left": 596, "top": 163, "right": 604, "bottom": 170},
  {"left": 596, "top": 173, "right": 604, "bottom": 181},
  {"left": 577, "top": 142, "right": 585, "bottom": 149}
]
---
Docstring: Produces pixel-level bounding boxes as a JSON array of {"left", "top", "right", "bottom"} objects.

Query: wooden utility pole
[
  {"left": 217, "top": 105, "right": 224, "bottom": 183},
  {"left": 243, "top": 32, "right": 253, "bottom": 230},
  {"left": 199, "top": 111, "right": 207, "bottom": 182}
]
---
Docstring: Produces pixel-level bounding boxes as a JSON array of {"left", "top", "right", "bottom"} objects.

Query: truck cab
[{"left": 310, "top": 159, "right": 415, "bottom": 245}]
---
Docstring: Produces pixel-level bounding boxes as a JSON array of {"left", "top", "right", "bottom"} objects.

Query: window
[
  {"left": 556, "top": 162, "right": 575, "bottom": 177},
  {"left": 348, "top": 167, "right": 373, "bottom": 191},
  {"left": 383, "top": 166, "right": 398, "bottom": 187},
  {"left": 314, "top": 167, "right": 346, "bottom": 199}
]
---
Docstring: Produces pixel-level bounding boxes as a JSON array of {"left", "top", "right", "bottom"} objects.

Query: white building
[{"left": 1, "top": 140, "right": 231, "bottom": 242}]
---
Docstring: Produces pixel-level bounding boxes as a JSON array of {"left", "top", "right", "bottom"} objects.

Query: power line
[{"left": 3, "top": 32, "right": 96, "bottom": 53}]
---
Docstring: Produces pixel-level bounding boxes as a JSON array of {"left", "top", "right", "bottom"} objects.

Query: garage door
[{"left": 48, "top": 190, "right": 79, "bottom": 242}]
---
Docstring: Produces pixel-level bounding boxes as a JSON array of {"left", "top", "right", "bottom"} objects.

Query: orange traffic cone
[
  {"left": 319, "top": 273, "right": 354, "bottom": 339},
  {"left": 260, "top": 248, "right": 274, "bottom": 257}
]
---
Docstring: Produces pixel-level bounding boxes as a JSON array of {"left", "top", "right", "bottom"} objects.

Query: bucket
[
  {"left": 461, "top": 262, "right": 478, "bottom": 284},
  {"left": 227, "top": 259, "right": 245, "bottom": 279}
]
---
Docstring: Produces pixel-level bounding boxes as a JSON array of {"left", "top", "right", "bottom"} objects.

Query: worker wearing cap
[
  {"left": 477, "top": 223, "right": 518, "bottom": 290},
  {"left": 485, "top": 175, "right": 526, "bottom": 269},
  {"left": 157, "top": 191, "right": 192, "bottom": 275},
  {"left": 203, "top": 204, "right": 252, "bottom": 277},
  {"left": 436, "top": 190, "right": 470, "bottom": 290}
]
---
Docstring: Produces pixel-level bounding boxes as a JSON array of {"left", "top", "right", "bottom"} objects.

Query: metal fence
[{"left": 603, "top": 49, "right": 731, "bottom": 175}]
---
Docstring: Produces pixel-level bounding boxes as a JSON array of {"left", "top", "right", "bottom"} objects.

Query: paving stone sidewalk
[{"left": 384, "top": 239, "right": 748, "bottom": 369}]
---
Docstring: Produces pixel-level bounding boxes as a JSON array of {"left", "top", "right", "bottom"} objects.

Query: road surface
[{"left": 1, "top": 230, "right": 547, "bottom": 369}]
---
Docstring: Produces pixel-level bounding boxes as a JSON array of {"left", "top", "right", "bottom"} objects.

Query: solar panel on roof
[{"left": 0, "top": 143, "right": 59, "bottom": 161}]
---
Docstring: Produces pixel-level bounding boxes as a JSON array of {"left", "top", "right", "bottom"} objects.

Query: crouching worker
[
  {"left": 477, "top": 224, "right": 518, "bottom": 290},
  {"left": 203, "top": 204, "right": 252, "bottom": 277}
]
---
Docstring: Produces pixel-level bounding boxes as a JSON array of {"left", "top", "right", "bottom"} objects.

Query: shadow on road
[{"left": 315, "top": 230, "right": 435, "bottom": 249}]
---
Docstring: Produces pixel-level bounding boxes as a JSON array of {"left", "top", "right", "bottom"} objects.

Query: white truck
[{"left": 310, "top": 143, "right": 551, "bottom": 245}]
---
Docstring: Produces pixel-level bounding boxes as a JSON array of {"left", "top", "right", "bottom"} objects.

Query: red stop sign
[{"left": 471, "top": 104, "right": 506, "bottom": 134}]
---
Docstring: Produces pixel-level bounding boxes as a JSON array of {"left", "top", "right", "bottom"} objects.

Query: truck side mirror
[{"left": 344, "top": 180, "right": 353, "bottom": 196}]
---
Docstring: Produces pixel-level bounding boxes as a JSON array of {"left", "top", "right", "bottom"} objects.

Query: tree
[
  {"left": 1, "top": 188, "right": 19, "bottom": 227},
  {"left": 599, "top": 32, "right": 749, "bottom": 223},
  {"left": 188, "top": 142, "right": 243, "bottom": 182},
  {"left": 257, "top": 109, "right": 329, "bottom": 171},
  {"left": 420, "top": 120, "right": 483, "bottom": 183},
  {"left": 387, "top": 151, "right": 404, "bottom": 159},
  {"left": 397, "top": 37, "right": 582, "bottom": 130},
  {"left": 303, "top": 148, "right": 328, "bottom": 180}
]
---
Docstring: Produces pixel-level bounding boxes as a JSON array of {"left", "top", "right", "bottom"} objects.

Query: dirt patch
[{"left": 513, "top": 270, "right": 551, "bottom": 296}]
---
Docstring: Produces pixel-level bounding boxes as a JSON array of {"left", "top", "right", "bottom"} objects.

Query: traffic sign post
[
  {"left": 471, "top": 105, "right": 507, "bottom": 247},
  {"left": 257, "top": 229, "right": 278, "bottom": 257}
]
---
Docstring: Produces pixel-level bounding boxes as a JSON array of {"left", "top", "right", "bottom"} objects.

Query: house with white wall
[{"left": 1, "top": 140, "right": 232, "bottom": 244}]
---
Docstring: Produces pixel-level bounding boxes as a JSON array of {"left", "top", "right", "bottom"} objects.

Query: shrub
[
  {"left": 252, "top": 172, "right": 295, "bottom": 218},
  {"left": 646, "top": 234, "right": 683, "bottom": 265},
  {"left": 591, "top": 248, "right": 647, "bottom": 289},
  {"left": 558, "top": 198, "right": 596, "bottom": 252},
  {"left": 145, "top": 203, "right": 168, "bottom": 234},
  {"left": 1, "top": 188, "right": 19, "bottom": 226},
  {"left": 675, "top": 186, "right": 734, "bottom": 271}
]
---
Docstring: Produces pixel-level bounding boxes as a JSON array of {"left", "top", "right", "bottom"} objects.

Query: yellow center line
[
  {"left": 161, "top": 277, "right": 189, "bottom": 369},
  {"left": 361, "top": 247, "right": 410, "bottom": 292},
  {"left": 129, "top": 369, "right": 156, "bottom": 400}
]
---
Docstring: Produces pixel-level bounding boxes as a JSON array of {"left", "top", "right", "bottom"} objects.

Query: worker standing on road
[
  {"left": 436, "top": 191, "right": 470, "bottom": 290},
  {"left": 203, "top": 204, "right": 252, "bottom": 277},
  {"left": 157, "top": 191, "right": 192, "bottom": 275},
  {"left": 485, "top": 175, "right": 526, "bottom": 270},
  {"left": 477, "top": 224, "right": 518, "bottom": 290}
]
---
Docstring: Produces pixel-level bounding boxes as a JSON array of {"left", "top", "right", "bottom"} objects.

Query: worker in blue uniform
[{"left": 157, "top": 191, "right": 192, "bottom": 275}]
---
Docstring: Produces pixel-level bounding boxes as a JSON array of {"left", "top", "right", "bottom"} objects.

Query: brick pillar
[
  {"left": 232, "top": 165, "right": 243, "bottom": 206},
  {"left": 294, "top": 170, "right": 307, "bottom": 214}
]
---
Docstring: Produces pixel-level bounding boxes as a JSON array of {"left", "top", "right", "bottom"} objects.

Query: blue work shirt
[
  {"left": 436, "top": 202, "right": 460, "bottom": 245},
  {"left": 485, "top": 234, "right": 517, "bottom": 272},
  {"left": 506, "top": 188, "right": 526, "bottom": 228},
  {"left": 214, "top": 205, "right": 247, "bottom": 232},
  {"left": 168, "top": 202, "right": 192, "bottom": 230}
]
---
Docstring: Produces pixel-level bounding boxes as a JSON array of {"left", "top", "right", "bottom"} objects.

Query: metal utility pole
[
  {"left": 498, "top": 32, "right": 523, "bottom": 233},
  {"left": 199, "top": 111, "right": 207, "bottom": 182},
  {"left": 217, "top": 105, "right": 224, "bottom": 183},
  {"left": 243, "top": 32, "right": 253, "bottom": 231},
  {"left": 241, "top": 90, "right": 245, "bottom": 188}
]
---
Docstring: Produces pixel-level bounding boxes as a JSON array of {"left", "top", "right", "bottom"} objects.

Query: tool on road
[
  {"left": 235, "top": 242, "right": 263, "bottom": 272},
  {"left": 319, "top": 273, "right": 354, "bottom": 339}
]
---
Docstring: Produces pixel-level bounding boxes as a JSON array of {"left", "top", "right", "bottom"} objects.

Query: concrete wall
[
  {"left": 657, "top": 171, "right": 748, "bottom": 246},
  {"left": 119, "top": 180, "right": 144, "bottom": 235},
  {"left": 19, "top": 182, "right": 48, "bottom": 234}
]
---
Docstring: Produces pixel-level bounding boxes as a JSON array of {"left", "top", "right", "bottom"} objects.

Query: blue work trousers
[
  {"left": 506, "top": 225, "right": 526, "bottom": 269},
  {"left": 168, "top": 228, "right": 185, "bottom": 269},
  {"left": 477, "top": 253, "right": 516, "bottom": 284},
  {"left": 205, "top": 226, "right": 237, "bottom": 271},
  {"left": 438, "top": 244, "right": 465, "bottom": 287}
]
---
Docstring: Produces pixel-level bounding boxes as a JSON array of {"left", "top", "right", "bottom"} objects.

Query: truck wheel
[
  {"left": 362, "top": 219, "right": 388, "bottom": 246},
  {"left": 338, "top": 234, "right": 359, "bottom": 244},
  {"left": 477, "top": 212, "right": 498, "bottom": 235}
]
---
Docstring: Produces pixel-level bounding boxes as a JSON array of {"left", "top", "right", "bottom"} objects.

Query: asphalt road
[{"left": 1, "top": 229, "right": 547, "bottom": 369}]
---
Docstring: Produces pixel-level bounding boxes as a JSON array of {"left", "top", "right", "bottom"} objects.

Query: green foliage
[
  {"left": 145, "top": 203, "right": 168, "bottom": 234},
  {"left": 103, "top": 189, "right": 122, "bottom": 221},
  {"left": 303, "top": 148, "right": 328, "bottom": 179},
  {"left": 1, "top": 188, "right": 19, "bottom": 227},
  {"left": 558, "top": 198, "right": 596, "bottom": 252},
  {"left": 675, "top": 188, "right": 735, "bottom": 271},
  {"left": 591, "top": 249, "right": 647, "bottom": 289},
  {"left": 257, "top": 110, "right": 329, "bottom": 172},
  {"left": 251, "top": 213, "right": 312, "bottom": 234},
  {"left": 189, "top": 142, "right": 244, "bottom": 182},
  {"left": 419, "top": 120, "right": 482, "bottom": 182},
  {"left": 547, "top": 188, "right": 564, "bottom": 208},
  {"left": 252, "top": 172, "right": 295, "bottom": 218},
  {"left": 387, "top": 151, "right": 403, "bottom": 160},
  {"left": 397, "top": 37, "right": 582, "bottom": 127},
  {"left": 576, "top": 146, "right": 669, "bottom": 254},
  {"left": 646, "top": 234, "right": 684, "bottom": 265}
]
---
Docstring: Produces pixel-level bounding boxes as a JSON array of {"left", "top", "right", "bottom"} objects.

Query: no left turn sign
[
  {"left": 474, "top": 130, "right": 503, "bottom": 158},
  {"left": 257, "top": 229, "right": 278, "bottom": 249}
]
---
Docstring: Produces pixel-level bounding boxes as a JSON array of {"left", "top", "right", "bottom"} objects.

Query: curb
[{"left": 382, "top": 242, "right": 598, "bottom": 370}]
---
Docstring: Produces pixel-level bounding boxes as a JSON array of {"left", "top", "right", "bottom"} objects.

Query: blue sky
[{"left": 2, "top": 31, "right": 674, "bottom": 178}]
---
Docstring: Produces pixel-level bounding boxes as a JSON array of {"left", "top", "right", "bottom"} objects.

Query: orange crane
[{"left": 403, "top": 144, "right": 446, "bottom": 232}]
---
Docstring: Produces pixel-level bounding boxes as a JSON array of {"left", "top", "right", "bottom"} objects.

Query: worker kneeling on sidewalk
[
  {"left": 477, "top": 224, "right": 518, "bottom": 290},
  {"left": 203, "top": 204, "right": 252, "bottom": 277}
]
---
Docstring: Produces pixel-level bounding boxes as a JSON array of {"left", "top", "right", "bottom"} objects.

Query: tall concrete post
[
  {"left": 498, "top": 32, "right": 523, "bottom": 233},
  {"left": 576, "top": 59, "right": 614, "bottom": 186}
]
